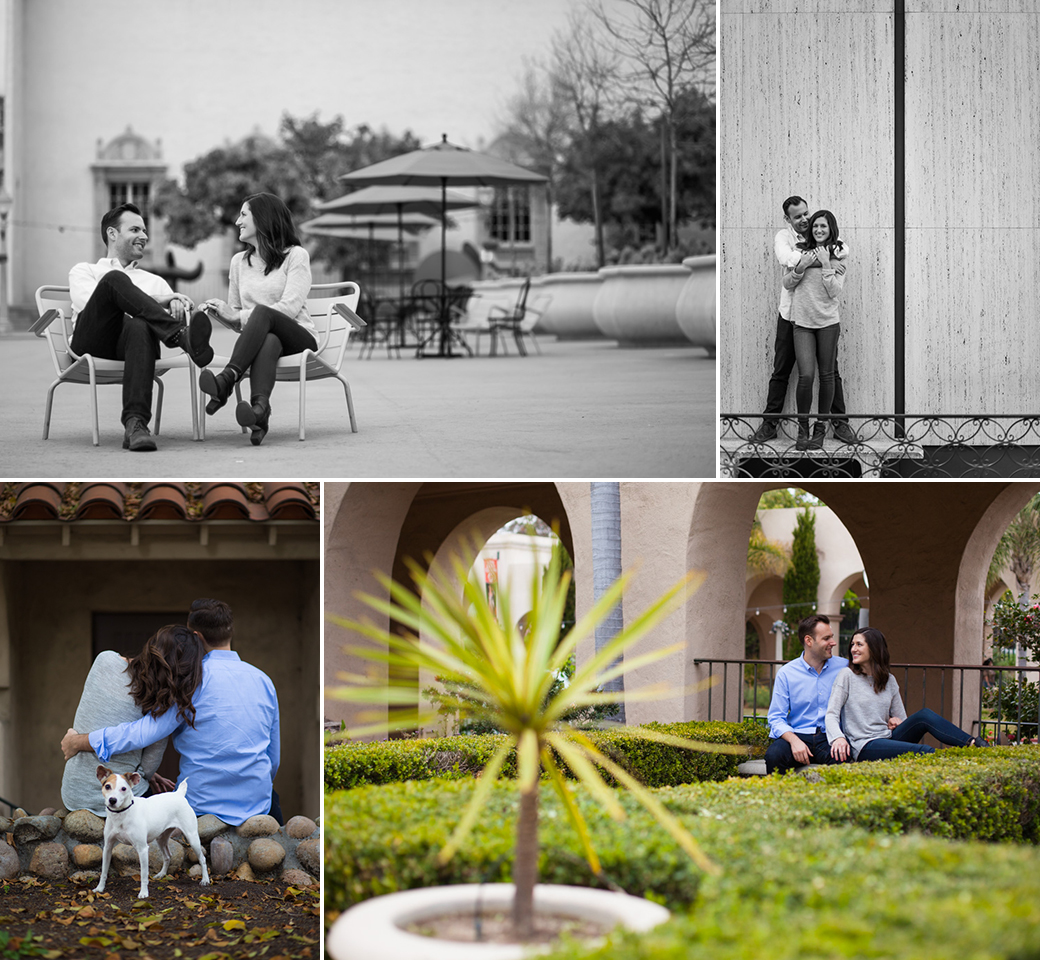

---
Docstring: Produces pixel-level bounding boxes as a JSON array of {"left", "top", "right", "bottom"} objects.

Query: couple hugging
[
  {"left": 752, "top": 196, "right": 856, "bottom": 451},
  {"left": 766, "top": 614, "right": 988, "bottom": 775},
  {"left": 69, "top": 192, "right": 315, "bottom": 450},
  {"left": 60, "top": 598, "right": 281, "bottom": 827}
]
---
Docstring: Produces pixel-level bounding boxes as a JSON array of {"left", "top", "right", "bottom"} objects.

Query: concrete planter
[
  {"left": 676, "top": 255, "right": 716, "bottom": 354},
  {"left": 528, "top": 273, "right": 604, "bottom": 340},
  {"left": 592, "top": 264, "right": 693, "bottom": 346},
  {"left": 325, "top": 883, "right": 670, "bottom": 960}
]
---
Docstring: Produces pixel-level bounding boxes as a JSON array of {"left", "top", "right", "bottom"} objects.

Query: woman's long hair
[
  {"left": 851, "top": 626, "right": 891, "bottom": 694},
  {"left": 798, "top": 209, "right": 845, "bottom": 258},
  {"left": 125, "top": 625, "right": 205, "bottom": 727},
  {"left": 243, "top": 192, "right": 301, "bottom": 275}
]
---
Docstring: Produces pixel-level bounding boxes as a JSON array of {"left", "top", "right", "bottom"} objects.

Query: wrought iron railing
[
  {"left": 720, "top": 414, "right": 1040, "bottom": 478},
  {"left": 694, "top": 658, "right": 1039, "bottom": 744}
]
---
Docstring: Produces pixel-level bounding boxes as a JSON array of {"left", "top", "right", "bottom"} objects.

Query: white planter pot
[
  {"left": 676, "top": 255, "right": 716, "bottom": 354},
  {"left": 592, "top": 264, "right": 692, "bottom": 346},
  {"left": 529, "top": 273, "right": 605, "bottom": 340},
  {"left": 326, "top": 883, "right": 671, "bottom": 960}
]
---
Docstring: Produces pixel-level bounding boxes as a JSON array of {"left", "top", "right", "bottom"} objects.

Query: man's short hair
[
  {"left": 782, "top": 195, "right": 808, "bottom": 217},
  {"left": 188, "top": 598, "right": 234, "bottom": 645},
  {"left": 100, "top": 202, "right": 142, "bottom": 246},
  {"left": 797, "top": 613, "right": 830, "bottom": 645}
]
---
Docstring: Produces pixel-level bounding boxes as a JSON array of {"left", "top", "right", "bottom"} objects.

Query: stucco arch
[{"left": 824, "top": 571, "right": 867, "bottom": 622}]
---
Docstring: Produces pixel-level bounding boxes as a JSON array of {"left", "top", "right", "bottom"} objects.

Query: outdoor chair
[
  {"left": 481, "top": 279, "right": 550, "bottom": 357},
  {"left": 199, "top": 281, "right": 365, "bottom": 441},
  {"left": 32, "top": 285, "right": 200, "bottom": 446}
]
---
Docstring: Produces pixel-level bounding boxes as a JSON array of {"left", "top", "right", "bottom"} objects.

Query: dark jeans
[
  {"left": 762, "top": 314, "right": 847, "bottom": 421},
  {"left": 218, "top": 304, "right": 317, "bottom": 399},
  {"left": 70, "top": 271, "right": 182, "bottom": 425},
  {"left": 269, "top": 788, "right": 284, "bottom": 825},
  {"left": 794, "top": 324, "right": 841, "bottom": 418},
  {"left": 765, "top": 728, "right": 834, "bottom": 774},
  {"left": 856, "top": 708, "right": 974, "bottom": 761}
]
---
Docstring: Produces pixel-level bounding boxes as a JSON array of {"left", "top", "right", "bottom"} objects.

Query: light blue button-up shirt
[
  {"left": 768, "top": 653, "right": 849, "bottom": 739},
  {"left": 89, "top": 650, "right": 280, "bottom": 825}
]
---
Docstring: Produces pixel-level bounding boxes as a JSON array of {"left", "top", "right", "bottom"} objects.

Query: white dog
[{"left": 94, "top": 765, "right": 211, "bottom": 898}]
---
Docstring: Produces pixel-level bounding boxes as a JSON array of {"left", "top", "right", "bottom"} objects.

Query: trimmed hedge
[
  {"left": 324, "top": 720, "right": 768, "bottom": 791},
  {"left": 324, "top": 747, "right": 1040, "bottom": 921}
]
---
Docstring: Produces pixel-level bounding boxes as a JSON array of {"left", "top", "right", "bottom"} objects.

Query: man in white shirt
[
  {"left": 751, "top": 195, "right": 856, "bottom": 444},
  {"left": 69, "top": 203, "right": 213, "bottom": 451}
]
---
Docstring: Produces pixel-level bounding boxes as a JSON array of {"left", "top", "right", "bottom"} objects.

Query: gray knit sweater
[
  {"left": 825, "top": 668, "right": 908, "bottom": 759},
  {"left": 784, "top": 255, "right": 846, "bottom": 329},
  {"left": 61, "top": 651, "right": 167, "bottom": 815}
]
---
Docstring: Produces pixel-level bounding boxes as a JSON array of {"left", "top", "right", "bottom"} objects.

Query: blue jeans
[
  {"left": 793, "top": 323, "right": 840, "bottom": 418},
  {"left": 856, "top": 707, "right": 973, "bottom": 761}
]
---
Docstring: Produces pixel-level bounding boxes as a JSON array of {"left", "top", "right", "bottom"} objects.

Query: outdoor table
[{"left": 414, "top": 285, "right": 474, "bottom": 359}]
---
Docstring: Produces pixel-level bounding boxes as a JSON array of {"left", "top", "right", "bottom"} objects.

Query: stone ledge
[
  {"left": 737, "top": 760, "right": 828, "bottom": 777},
  {"left": 0, "top": 809, "right": 320, "bottom": 887}
]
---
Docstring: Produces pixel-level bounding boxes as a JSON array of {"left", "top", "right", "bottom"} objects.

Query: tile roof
[{"left": 0, "top": 482, "right": 320, "bottom": 523}]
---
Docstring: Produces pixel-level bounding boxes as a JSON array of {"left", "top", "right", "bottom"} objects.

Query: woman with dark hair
[
  {"left": 783, "top": 209, "right": 847, "bottom": 451},
  {"left": 61, "top": 625, "right": 206, "bottom": 816},
  {"left": 196, "top": 192, "right": 315, "bottom": 445},
  {"left": 825, "top": 627, "right": 987, "bottom": 762}
]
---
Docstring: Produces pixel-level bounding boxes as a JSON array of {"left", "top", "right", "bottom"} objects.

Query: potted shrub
[{"left": 325, "top": 548, "right": 738, "bottom": 958}]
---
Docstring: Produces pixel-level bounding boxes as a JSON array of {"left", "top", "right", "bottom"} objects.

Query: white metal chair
[
  {"left": 32, "top": 285, "right": 199, "bottom": 446},
  {"left": 199, "top": 281, "right": 365, "bottom": 441}
]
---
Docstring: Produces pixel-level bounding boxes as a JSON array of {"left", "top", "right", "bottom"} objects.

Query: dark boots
[
  {"left": 236, "top": 396, "right": 272, "bottom": 446},
  {"left": 199, "top": 368, "right": 238, "bottom": 415}
]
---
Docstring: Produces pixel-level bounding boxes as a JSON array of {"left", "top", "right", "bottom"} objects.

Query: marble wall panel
[
  {"left": 723, "top": 0, "right": 890, "bottom": 12},
  {"left": 906, "top": 13, "right": 1040, "bottom": 228},
  {"left": 720, "top": 8, "right": 894, "bottom": 412},
  {"left": 909, "top": 1, "right": 1038, "bottom": 12},
  {"left": 904, "top": 230, "right": 1040, "bottom": 412},
  {"left": 904, "top": 10, "right": 1040, "bottom": 413}
]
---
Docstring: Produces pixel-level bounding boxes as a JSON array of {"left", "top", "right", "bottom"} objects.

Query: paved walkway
[{"left": 0, "top": 330, "right": 715, "bottom": 478}]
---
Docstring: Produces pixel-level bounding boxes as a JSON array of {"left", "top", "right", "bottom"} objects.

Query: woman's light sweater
[
  {"left": 825, "top": 667, "right": 908, "bottom": 759},
  {"left": 783, "top": 248, "right": 847, "bottom": 329},
  {"left": 228, "top": 245, "right": 314, "bottom": 334}
]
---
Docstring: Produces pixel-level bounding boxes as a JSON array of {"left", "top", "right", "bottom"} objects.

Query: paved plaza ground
[{"left": 0, "top": 328, "right": 715, "bottom": 478}]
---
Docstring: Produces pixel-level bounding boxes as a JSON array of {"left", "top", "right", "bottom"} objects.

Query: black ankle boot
[
  {"left": 236, "top": 395, "right": 271, "bottom": 446},
  {"left": 199, "top": 369, "right": 235, "bottom": 415},
  {"left": 795, "top": 418, "right": 811, "bottom": 450},
  {"left": 809, "top": 422, "right": 827, "bottom": 450}
]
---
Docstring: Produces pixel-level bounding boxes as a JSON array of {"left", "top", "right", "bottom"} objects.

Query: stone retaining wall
[{"left": 0, "top": 807, "right": 320, "bottom": 888}]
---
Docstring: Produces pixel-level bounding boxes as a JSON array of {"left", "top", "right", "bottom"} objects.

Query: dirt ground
[{"left": 0, "top": 874, "right": 319, "bottom": 959}]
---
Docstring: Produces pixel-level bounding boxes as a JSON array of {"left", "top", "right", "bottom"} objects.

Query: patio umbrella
[
  {"left": 317, "top": 185, "right": 481, "bottom": 298},
  {"left": 300, "top": 212, "right": 439, "bottom": 294},
  {"left": 339, "top": 135, "right": 547, "bottom": 298}
]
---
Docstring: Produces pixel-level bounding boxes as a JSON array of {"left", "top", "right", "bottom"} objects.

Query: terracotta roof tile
[
  {"left": 137, "top": 483, "right": 190, "bottom": 520},
  {"left": 75, "top": 483, "right": 127, "bottom": 520},
  {"left": 201, "top": 483, "right": 254, "bottom": 520},
  {"left": 11, "top": 483, "right": 66, "bottom": 520},
  {"left": 264, "top": 483, "right": 318, "bottom": 520},
  {"left": 0, "top": 482, "right": 319, "bottom": 523}
]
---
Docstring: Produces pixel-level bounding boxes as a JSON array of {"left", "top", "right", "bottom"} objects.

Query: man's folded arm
[{"left": 89, "top": 709, "right": 181, "bottom": 763}]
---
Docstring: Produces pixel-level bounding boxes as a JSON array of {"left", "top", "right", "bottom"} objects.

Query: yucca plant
[{"left": 327, "top": 546, "right": 738, "bottom": 940}]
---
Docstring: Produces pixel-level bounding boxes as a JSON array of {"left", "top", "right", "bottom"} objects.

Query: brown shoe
[{"left": 122, "top": 417, "right": 157, "bottom": 452}]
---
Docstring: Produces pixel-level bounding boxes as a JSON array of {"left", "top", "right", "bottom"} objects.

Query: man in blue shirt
[
  {"left": 765, "top": 614, "right": 849, "bottom": 774},
  {"left": 62, "top": 599, "right": 280, "bottom": 826}
]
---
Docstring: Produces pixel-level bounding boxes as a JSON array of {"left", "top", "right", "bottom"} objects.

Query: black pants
[
  {"left": 216, "top": 304, "right": 317, "bottom": 399},
  {"left": 70, "top": 271, "right": 182, "bottom": 425},
  {"left": 764, "top": 729, "right": 836, "bottom": 774},
  {"left": 762, "top": 314, "right": 847, "bottom": 421}
]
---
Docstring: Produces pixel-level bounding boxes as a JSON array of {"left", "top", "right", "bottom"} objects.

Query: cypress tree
[{"left": 782, "top": 507, "right": 820, "bottom": 659}]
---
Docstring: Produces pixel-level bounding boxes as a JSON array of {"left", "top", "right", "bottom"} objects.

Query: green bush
[
  {"left": 324, "top": 747, "right": 1040, "bottom": 921},
  {"left": 324, "top": 720, "right": 768, "bottom": 792}
]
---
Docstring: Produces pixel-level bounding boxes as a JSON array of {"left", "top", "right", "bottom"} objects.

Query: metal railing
[
  {"left": 720, "top": 414, "right": 1040, "bottom": 478},
  {"left": 694, "top": 658, "right": 1040, "bottom": 743}
]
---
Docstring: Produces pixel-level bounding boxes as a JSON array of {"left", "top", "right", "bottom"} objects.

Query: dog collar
[{"left": 110, "top": 798, "right": 134, "bottom": 813}]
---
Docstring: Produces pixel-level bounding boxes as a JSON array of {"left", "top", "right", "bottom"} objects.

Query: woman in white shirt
[
  {"left": 197, "top": 193, "right": 315, "bottom": 445},
  {"left": 826, "top": 627, "right": 986, "bottom": 763},
  {"left": 782, "top": 210, "right": 847, "bottom": 451}
]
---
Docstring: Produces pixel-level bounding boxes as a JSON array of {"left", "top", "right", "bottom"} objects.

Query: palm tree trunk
[
  {"left": 591, "top": 482, "right": 624, "bottom": 721},
  {"left": 512, "top": 785, "right": 539, "bottom": 939}
]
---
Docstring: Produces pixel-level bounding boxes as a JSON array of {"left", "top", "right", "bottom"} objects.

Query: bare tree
[
  {"left": 497, "top": 60, "right": 572, "bottom": 273},
  {"left": 549, "top": 10, "right": 621, "bottom": 267},
  {"left": 590, "top": 0, "right": 715, "bottom": 250}
]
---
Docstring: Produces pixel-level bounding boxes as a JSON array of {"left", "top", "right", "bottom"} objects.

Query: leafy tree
[
  {"left": 153, "top": 112, "right": 422, "bottom": 277},
  {"left": 758, "top": 487, "right": 820, "bottom": 509},
  {"left": 782, "top": 507, "right": 820, "bottom": 659},
  {"left": 747, "top": 515, "right": 790, "bottom": 579},
  {"left": 987, "top": 494, "right": 1040, "bottom": 605}
]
